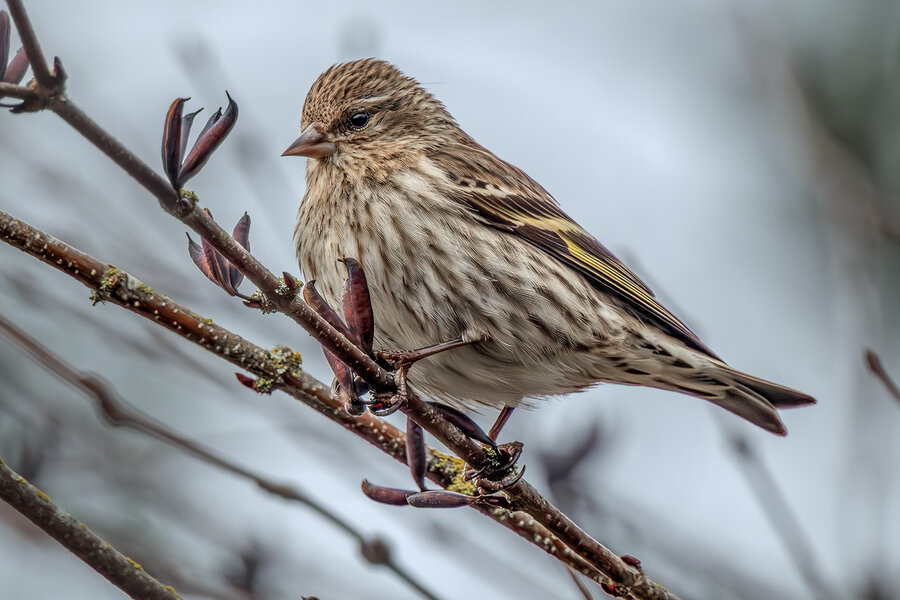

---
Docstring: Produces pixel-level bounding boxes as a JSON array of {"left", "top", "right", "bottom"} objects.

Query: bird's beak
[{"left": 281, "top": 123, "right": 336, "bottom": 158}]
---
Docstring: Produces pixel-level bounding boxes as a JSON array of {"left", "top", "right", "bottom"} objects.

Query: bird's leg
[
  {"left": 489, "top": 405, "right": 516, "bottom": 441},
  {"left": 376, "top": 336, "right": 474, "bottom": 369},
  {"left": 368, "top": 336, "right": 476, "bottom": 416}
]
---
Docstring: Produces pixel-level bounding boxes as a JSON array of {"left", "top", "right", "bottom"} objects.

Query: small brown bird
[{"left": 284, "top": 59, "right": 814, "bottom": 435}]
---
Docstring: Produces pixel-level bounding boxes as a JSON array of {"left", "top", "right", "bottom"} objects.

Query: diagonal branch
[
  {"left": 0, "top": 312, "right": 442, "bottom": 600},
  {"left": 0, "top": 209, "right": 617, "bottom": 593},
  {"left": 0, "top": 457, "right": 181, "bottom": 600}
]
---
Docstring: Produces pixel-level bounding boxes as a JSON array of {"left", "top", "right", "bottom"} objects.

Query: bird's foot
[
  {"left": 464, "top": 441, "right": 525, "bottom": 491},
  {"left": 376, "top": 336, "right": 474, "bottom": 370}
]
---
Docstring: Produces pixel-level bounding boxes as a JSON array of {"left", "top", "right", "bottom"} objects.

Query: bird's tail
[{"left": 706, "top": 368, "right": 815, "bottom": 436}]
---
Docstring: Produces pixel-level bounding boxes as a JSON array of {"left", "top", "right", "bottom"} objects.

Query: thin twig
[
  {"left": 567, "top": 566, "right": 596, "bottom": 600},
  {"left": 4, "top": 0, "right": 54, "bottom": 89},
  {"left": 0, "top": 81, "right": 37, "bottom": 100},
  {"left": 0, "top": 457, "right": 181, "bottom": 600},
  {"left": 0, "top": 312, "right": 442, "bottom": 600},
  {"left": 865, "top": 349, "right": 900, "bottom": 407},
  {"left": 0, "top": 210, "right": 615, "bottom": 591}
]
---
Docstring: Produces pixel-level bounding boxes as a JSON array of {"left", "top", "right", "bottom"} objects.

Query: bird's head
[{"left": 282, "top": 59, "right": 464, "bottom": 172}]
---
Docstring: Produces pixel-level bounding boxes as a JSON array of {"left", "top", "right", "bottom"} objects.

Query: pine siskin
[{"left": 284, "top": 59, "right": 814, "bottom": 435}]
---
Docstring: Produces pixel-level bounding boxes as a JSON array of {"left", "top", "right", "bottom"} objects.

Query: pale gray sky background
[{"left": 1, "top": 1, "right": 898, "bottom": 599}]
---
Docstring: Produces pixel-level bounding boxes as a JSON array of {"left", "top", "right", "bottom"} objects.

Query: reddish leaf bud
[
  {"left": 339, "top": 257, "right": 374, "bottom": 355},
  {"left": 360, "top": 479, "right": 413, "bottom": 506},
  {"left": 302, "top": 280, "right": 354, "bottom": 341},
  {"left": 2, "top": 46, "right": 28, "bottom": 85},
  {"left": 235, "top": 373, "right": 256, "bottom": 389},
  {"left": 0, "top": 11, "right": 9, "bottom": 83},
  {"left": 162, "top": 97, "right": 189, "bottom": 189},
  {"left": 179, "top": 91, "right": 238, "bottom": 185},
  {"left": 405, "top": 417, "right": 427, "bottom": 492},
  {"left": 406, "top": 490, "right": 474, "bottom": 509},
  {"left": 427, "top": 401, "right": 495, "bottom": 447}
]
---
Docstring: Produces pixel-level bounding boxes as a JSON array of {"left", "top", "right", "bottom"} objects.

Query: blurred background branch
[{"left": 0, "top": 457, "right": 181, "bottom": 600}]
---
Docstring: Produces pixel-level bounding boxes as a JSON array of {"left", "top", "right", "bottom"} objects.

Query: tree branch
[
  {"left": 0, "top": 81, "right": 36, "bottom": 100},
  {"left": 0, "top": 209, "right": 622, "bottom": 593},
  {"left": 0, "top": 457, "right": 181, "bottom": 600},
  {"left": 0, "top": 312, "right": 442, "bottom": 600}
]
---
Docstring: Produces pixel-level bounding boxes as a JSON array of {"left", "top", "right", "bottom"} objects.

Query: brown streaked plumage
[{"left": 285, "top": 58, "right": 814, "bottom": 435}]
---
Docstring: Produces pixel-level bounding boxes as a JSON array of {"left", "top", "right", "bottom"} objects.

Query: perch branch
[{"left": 0, "top": 210, "right": 618, "bottom": 592}]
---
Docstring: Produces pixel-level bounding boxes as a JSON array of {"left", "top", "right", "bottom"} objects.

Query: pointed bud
[
  {"left": 406, "top": 490, "right": 474, "bottom": 509},
  {"left": 360, "top": 480, "right": 413, "bottom": 506},
  {"left": 302, "top": 280, "right": 353, "bottom": 340},
  {"left": 180, "top": 108, "right": 203, "bottom": 163},
  {"left": 405, "top": 416, "right": 427, "bottom": 492},
  {"left": 427, "top": 402, "right": 495, "bottom": 447},
  {"left": 281, "top": 271, "right": 299, "bottom": 295},
  {"left": 227, "top": 212, "right": 250, "bottom": 292},
  {"left": 235, "top": 373, "right": 256, "bottom": 389},
  {"left": 339, "top": 257, "right": 374, "bottom": 354},
  {"left": 187, "top": 233, "right": 219, "bottom": 284},
  {"left": 2, "top": 46, "right": 28, "bottom": 84},
  {"left": 179, "top": 91, "right": 238, "bottom": 185},
  {"left": 162, "top": 97, "right": 189, "bottom": 189},
  {"left": 0, "top": 11, "right": 9, "bottom": 83}
]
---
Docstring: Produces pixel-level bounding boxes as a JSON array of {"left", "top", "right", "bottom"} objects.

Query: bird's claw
[
  {"left": 368, "top": 393, "right": 404, "bottom": 416},
  {"left": 464, "top": 441, "right": 524, "bottom": 490},
  {"left": 364, "top": 363, "right": 411, "bottom": 416},
  {"left": 477, "top": 464, "right": 526, "bottom": 492}
]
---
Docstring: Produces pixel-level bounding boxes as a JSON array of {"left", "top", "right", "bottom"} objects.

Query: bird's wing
[{"left": 434, "top": 142, "right": 718, "bottom": 359}]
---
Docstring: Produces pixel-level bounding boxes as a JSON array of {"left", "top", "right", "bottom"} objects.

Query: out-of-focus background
[{"left": 1, "top": 1, "right": 898, "bottom": 598}]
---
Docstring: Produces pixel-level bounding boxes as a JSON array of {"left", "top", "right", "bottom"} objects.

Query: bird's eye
[{"left": 349, "top": 112, "right": 369, "bottom": 129}]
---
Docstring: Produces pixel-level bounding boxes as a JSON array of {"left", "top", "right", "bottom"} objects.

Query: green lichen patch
[
  {"left": 251, "top": 346, "right": 304, "bottom": 393},
  {"left": 99, "top": 267, "right": 121, "bottom": 295},
  {"left": 125, "top": 556, "right": 144, "bottom": 571},
  {"left": 429, "top": 450, "right": 476, "bottom": 495},
  {"left": 180, "top": 190, "right": 199, "bottom": 205}
]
